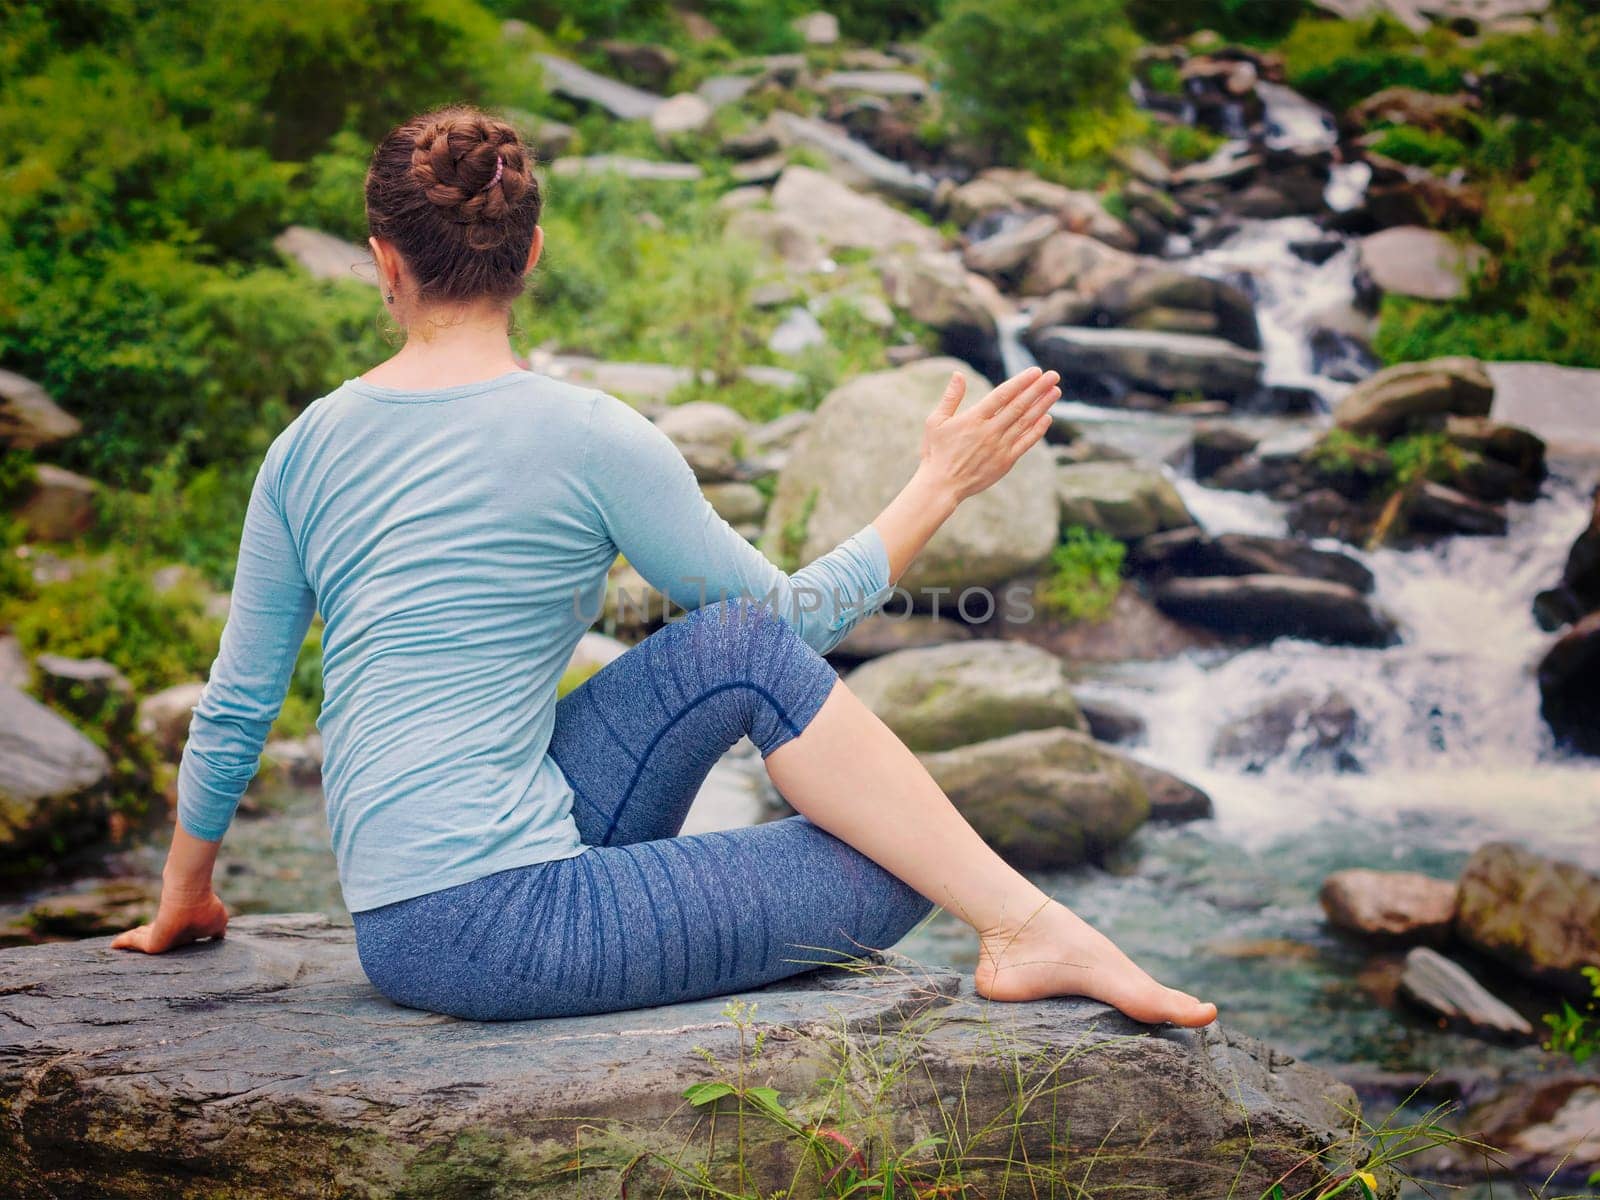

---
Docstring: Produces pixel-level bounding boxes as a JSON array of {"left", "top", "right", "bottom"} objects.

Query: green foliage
[
  {"left": 1367, "top": 124, "right": 1469, "bottom": 169},
  {"left": 1036, "top": 526, "right": 1125, "bottom": 623},
  {"left": 1541, "top": 966, "right": 1600, "bottom": 1065},
  {"left": 927, "top": 0, "right": 1139, "bottom": 164},
  {"left": 829, "top": 0, "right": 941, "bottom": 43},
  {"left": 1151, "top": 119, "right": 1228, "bottom": 166},
  {"left": 1128, "top": 0, "right": 1306, "bottom": 44},
  {"left": 1282, "top": 15, "right": 1467, "bottom": 112},
  {"left": 0, "top": 560, "right": 223, "bottom": 694},
  {"left": 95, "top": 449, "right": 258, "bottom": 589}
]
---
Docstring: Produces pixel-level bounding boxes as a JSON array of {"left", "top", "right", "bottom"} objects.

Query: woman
[{"left": 114, "top": 106, "right": 1216, "bottom": 1029}]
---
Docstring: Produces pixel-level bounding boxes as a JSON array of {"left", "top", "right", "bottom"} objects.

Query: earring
[{"left": 385, "top": 289, "right": 396, "bottom": 304}]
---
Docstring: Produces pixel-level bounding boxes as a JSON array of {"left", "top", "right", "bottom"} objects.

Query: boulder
[
  {"left": 34, "top": 654, "right": 132, "bottom": 724},
  {"left": 700, "top": 481, "right": 767, "bottom": 527},
  {"left": 771, "top": 165, "right": 941, "bottom": 255},
  {"left": 764, "top": 358, "right": 1057, "bottom": 597},
  {"left": 272, "top": 226, "right": 377, "bottom": 286},
  {"left": 1449, "top": 1077, "right": 1600, "bottom": 1188},
  {"left": 1028, "top": 327, "right": 1263, "bottom": 403},
  {"left": 537, "top": 52, "right": 664, "bottom": 121},
  {"left": 598, "top": 39, "right": 678, "bottom": 91},
  {"left": 1078, "top": 697, "right": 1145, "bottom": 745},
  {"left": 1348, "top": 87, "right": 1479, "bottom": 136},
  {"left": 700, "top": 74, "right": 759, "bottom": 109},
  {"left": 1019, "top": 231, "right": 1138, "bottom": 297},
  {"left": 1212, "top": 688, "right": 1364, "bottom": 772},
  {"left": 650, "top": 92, "right": 714, "bottom": 147},
  {"left": 1191, "top": 424, "right": 1261, "bottom": 480},
  {"left": 1088, "top": 268, "right": 1262, "bottom": 352},
  {"left": 767, "top": 114, "right": 936, "bottom": 207},
  {"left": 550, "top": 156, "right": 703, "bottom": 182},
  {"left": 1397, "top": 947, "right": 1534, "bottom": 1037},
  {"left": 877, "top": 251, "right": 1002, "bottom": 379},
  {"left": 1154, "top": 576, "right": 1395, "bottom": 647},
  {"left": 1356, "top": 226, "right": 1488, "bottom": 301},
  {"left": 15, "top": 464, "right": 97, "bottom": 541},
  {"left": 0, "top": 635, "right": 28, "bottom": 690},
  {"left": 0, "top": 370, "right": 80, "bottom": 449},
  {"left": 961, "top": 213, "right": 1061, "bottom": 287},
  {"left": 1320, "top": 870, "right": 1457, "bottom": 943},
  {"left": 1131, "top": 529, "right": 1375, "bottom": 594},
  {"left": 791, "top": 10, "right": 838, "bottom": 43},
  {"left": 767, "top": 306, "right": 826, "bottom": 356},
  {"left": 1533, "top": 485, "right": 1600, "bottom": 630},
  {"left": 1361, "top": 158, "right": 1484, "bottom": 230},
  {"left": 978, "top": 169, "right": 1135, "bottom": 249},
  {"left": 921, "top": 729, "right": 1149, "bottom": 868},
  {"left": 845, "top": 642, "right": 1085, "bottom": 753},
  {"left": 1407, "top": 480, "right": 1507, "bottom": 537},
  {"left": 0, "top": 914, "right": 1367, "bottom": 1200},
  {"left": 1455, "top": 842, "right": 1600, "bottom": 996},
  {"left": 1332, "top": 356, "right": 1494, "bottom": 440},
  {"left": 828, "top": 612, "right": 974, "bottom": 663},
  {"left": 136, "top": 683, "right": 206, "bottom": 762},
  {"left": 1055, "top": 463, "right": 1195, "bottom": 541},
  {"left": 819, "top": 70, "right": 927, "bottom": 99},
  {"left": 0, "top": 683, "right": 110, "bottom": 859},
  {"left": 1001, "top": 585, "right": 1220, "bottom": 663},
  {"left": 655, "top": 401, "right": 750, "bottom": 454},
  {"left": 1116, "top": 755, "right": 1214, "bottom": 822}
]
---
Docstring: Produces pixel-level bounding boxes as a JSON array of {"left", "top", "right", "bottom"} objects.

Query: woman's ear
[
  {"left": 369, "top": 236, "right": 402, "bottom": 298},
  {"left": 524, "top": 225, "right": 544, "bottom": 276}
]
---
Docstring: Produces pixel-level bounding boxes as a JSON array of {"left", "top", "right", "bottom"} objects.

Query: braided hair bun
[{"left": 366, "top": 105, "right": 543, "bottom": 304}]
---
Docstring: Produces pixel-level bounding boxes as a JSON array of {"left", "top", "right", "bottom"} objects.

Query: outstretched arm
[
  {"left": 584, "top": 366, "right": 1060, "bottom": 651},
  {"left": 115, "top": 434, "right": 316, "bottom": 954}
]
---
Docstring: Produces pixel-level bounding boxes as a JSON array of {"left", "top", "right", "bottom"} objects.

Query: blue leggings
[{"left": 351, "top": 600, "right": 934, "bottom": 1020}]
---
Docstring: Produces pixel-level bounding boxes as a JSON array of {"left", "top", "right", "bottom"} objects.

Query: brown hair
[{"left": 365, "top": 105, "right": 543, "bottom": 306}]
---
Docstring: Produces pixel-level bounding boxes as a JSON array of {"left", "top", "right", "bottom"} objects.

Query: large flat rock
[{"left": 1, "top": 914, "right": 1363, "bottom": 1198}]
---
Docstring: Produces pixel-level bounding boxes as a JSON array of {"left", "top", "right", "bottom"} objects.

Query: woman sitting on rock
[{"left": 114, "top": 106, "right": 1216, "bottom": 1029}]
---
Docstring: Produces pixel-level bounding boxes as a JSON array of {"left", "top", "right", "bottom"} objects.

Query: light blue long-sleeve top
[{"left": 177, "top": 369, "right": 893, "bottom": 911}]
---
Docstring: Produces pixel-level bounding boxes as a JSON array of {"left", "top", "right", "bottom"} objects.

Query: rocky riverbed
[{"left": 4, "top": 3, "right": 1600, "bottom": 1196}]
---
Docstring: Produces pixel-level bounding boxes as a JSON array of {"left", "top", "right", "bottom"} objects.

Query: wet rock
[
  {"left": 772, "top": 164, "right": 941, "bottom": 255},
  {"left": 1212, "top": 688, "right": 1364, "bottom": 771},
  {"left": 550, "top": 156, "right": 703, "bottom": 182},
  {"left": 598, "top": 40, "right": 678, "bottom": 91},
  {"left": 0, "top": 683, "right": 110, "bottom": 860},
  {"left": 1444, "top": 416, "right": 1545, "bottom": 496},
  {"left": 1055, "top": 462, "right": 1195, "bottom": 541},
  {"left": 922, "top": 729, "right": 1149, "bottom": 868},
  {"left": 651, "top": 92, "right": 714, "bottom": 147},
  {"left": 15, "top": 464, "right": 97, "bottom": 541},
  {"left": 846, "top": 641, "right": 1085, "bottom": 753},
  {"left": 0, "top": 369, "right": 80, "bottom": 449},
  {"left": 1078, "top": 697, "right": 1145, "bottom": 745},
  {"left": 537, "top": 52, "right": 664, "bottom": 120},
  {"left": 1030, "top": 327, "right": 1263, "bottom": 404},
  {"left": 1190, "top": 424, "right": 1260, "bottom": 480},
  {"left": 1117, "top": 755, "right": 1214, "bottom": 822},
  {"left": 0, "top": 913, "right": 1368, "bottom": 1200},
  {"left": 1356, "top": 226, "right": 1488, "bottom": 301},
  {"left": 1131, "top": 529, "right": 1375, "bottom": 594},
  {"left": 1447, "top": 1077, "right": 1600, "bottom": 1188},
  {"left": 765, "top": 359, "right": 1056, "bottom": 596},
  {"left": 1455, "top": 841, "right": 1600, "bottom": 995},
  {"left": 1409, "top": 481, "right": 1507, "bottom": 537},
  {"left": 1290, "top": 238, "right": 1344, "bottom": 266},
  {"left": 271, "top": 226, "right": 377, "bottom": 285},
  {"left": 1320, "top": 870, "right": 1458, "bottom": 943},
  {"left": 1087, "top": 266, "right": 1262, "bottom": 351},
  {"left": 1155, "top": 576, "right": 1395, "bottom": 647},
  {"left": 877, "top": 251, "right": 1002, "bottom": 378},
  {"left": 828, "top": 613, "right": 974, "bottom": 664},
  {"left": 1533, "top": 485, "right": 1600, "bottom": 630},
  {"left": 1000, "top": 585, "right": 1220, "bottom": 663},
  {"left": 1361, "top": 156, "right": 1484, "bottom": 230},
  {"left": 135, "top": 682, "right": 206, "bottom": 762},
  {"left": 1398, "top": 947, "right": 1534, "bottom": 1037},
  {"left": 1333, "top": 356, "right": 1495, "bottom": 440}
]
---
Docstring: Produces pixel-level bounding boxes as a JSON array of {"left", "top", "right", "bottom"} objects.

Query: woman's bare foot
[{"left": 974, "top": 899, "right": 1218, "bottom": 1028}]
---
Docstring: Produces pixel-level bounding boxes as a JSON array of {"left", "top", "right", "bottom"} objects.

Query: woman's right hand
[
  {"left": 919, "top": 365, "right": 1061, "bottom": 504},
  {"left": 112, "top": 888, "right": 229, "bottom": 954}
]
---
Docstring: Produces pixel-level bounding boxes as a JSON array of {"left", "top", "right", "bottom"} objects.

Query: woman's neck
[{"left": 362, "top": 303, "right": 524, "bottom": 390}]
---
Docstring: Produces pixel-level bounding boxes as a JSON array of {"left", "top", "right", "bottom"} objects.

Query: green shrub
[
  {"left": 1036, "top": 526, "right": 1125, "bottom": 623},
  {"left": 927, "top": 0, "right": 1138, "bottom": 164},
  {"left": 1127, "top": 0, "right": 1306, "bottom": 44},
  {"left": 1282, "top": 14, "right": 1466, "bottom": 112},
  {"left": 1367, "top": 124, "right": 1470, "bottom": 169}
]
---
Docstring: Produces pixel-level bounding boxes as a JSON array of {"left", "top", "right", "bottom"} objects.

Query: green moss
[{"left": 1035, "top": 526, "right": 1125, "bottom": 623}]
